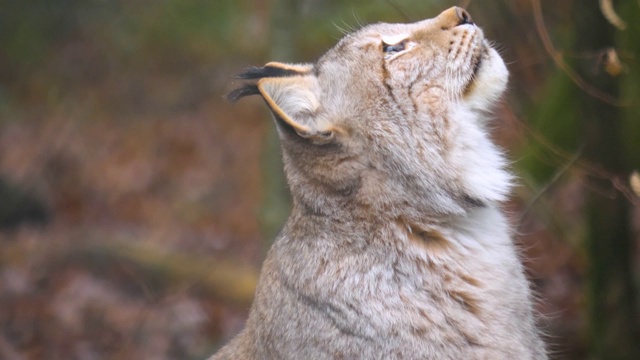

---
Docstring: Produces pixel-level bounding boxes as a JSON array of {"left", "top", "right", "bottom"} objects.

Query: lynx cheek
[{"left": 463, "top": 46, "right": 509, "bottom": 111}]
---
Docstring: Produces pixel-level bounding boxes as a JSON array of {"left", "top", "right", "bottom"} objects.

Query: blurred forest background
[{"left": 0, "top": 0, "right": 639, "bottom": 359}]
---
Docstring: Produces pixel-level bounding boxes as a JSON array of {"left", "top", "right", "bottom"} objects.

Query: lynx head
[{"left": 229, "top": 7, "right": 511, "bottom": 219}]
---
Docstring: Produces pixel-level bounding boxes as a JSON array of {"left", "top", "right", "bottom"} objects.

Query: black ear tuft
[
  {"left": 227, "top": 64, "right": 310, "bottom": 103},
  {"left": 236, "top": 65, "right": 300, "bottom": 80},
  {"left": 226, "top": 84, "right": 261, "bottom": 103}
]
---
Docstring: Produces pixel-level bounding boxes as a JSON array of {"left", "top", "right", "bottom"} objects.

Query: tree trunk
[{"left": 576, "top": 2, "right": 640, "bottom": 359}]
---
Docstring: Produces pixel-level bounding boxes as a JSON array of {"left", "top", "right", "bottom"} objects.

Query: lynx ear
[
  {"left": 264, "top": 61, "right": 314, "bottom": 74},
  {"left": 227, "top": 62, "right": 313, "bottom": 103},
  {"left": 258, "top": 75, "right": 337, "bottom": 143}
]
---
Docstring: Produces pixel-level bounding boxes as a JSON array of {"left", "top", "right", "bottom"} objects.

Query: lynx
[{"left": 212, "top": 7, "right": 546, "bottom": 359}]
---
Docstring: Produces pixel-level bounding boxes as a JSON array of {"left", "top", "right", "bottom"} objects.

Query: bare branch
[
  {"left": 384, "top": 0, "right": 410, "bottom": 22},
  {"left": 503, "top": 103, "right": 640, "bottom": 205},
  {"left": 600, "top": 0, "right": 627, "bottom": 30},
  {"left": 531, "top": 0, "right": 628, "bottom": 106},
  {"left": 459, "top": 0, "right": 472, "bottom": 9},
  {"left": 630, "top": 171, "right": 640, "bottom": 198},
  {"left": 517, "top": 146, "right": 583, "bottom": 231}
]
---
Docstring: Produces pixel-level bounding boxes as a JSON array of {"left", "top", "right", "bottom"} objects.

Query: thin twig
[
  {"left": 600, "top": 0, "right": 627, "bottom": 30},
  {"left": 384, "top": 0, "right": 410, "bottom": 22},
  {"left": 459, "top": 0, "right": 473, "bottom": 9},
  {"left": 517, "top": 146, "right": 584, "bottom": 231},
  {"left": 531, "top": 0, "right": 627, "bottom": 106},
  {"left": 502, "top": 103, "right": 640, "bottom": 205}
]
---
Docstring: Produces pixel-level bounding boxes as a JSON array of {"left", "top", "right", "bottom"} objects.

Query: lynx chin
[{"left": 212, "top": 6, "right": 547, "bottom": 360}]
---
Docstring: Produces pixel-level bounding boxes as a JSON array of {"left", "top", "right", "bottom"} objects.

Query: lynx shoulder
[{"left": 212, "top": 7, "right": 546, "bottom": 360}]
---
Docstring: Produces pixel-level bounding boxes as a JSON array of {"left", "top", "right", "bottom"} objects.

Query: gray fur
[{"left": 212, "top": 7, "right": 547, "bottom": 360}]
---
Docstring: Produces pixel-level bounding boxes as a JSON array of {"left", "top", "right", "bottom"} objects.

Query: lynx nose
[
  {"left": 455, "top": 7, "right": 473, "bottom": 25},
  {"left": 438, "top": 6, "right": 474, "bottom": 28}
]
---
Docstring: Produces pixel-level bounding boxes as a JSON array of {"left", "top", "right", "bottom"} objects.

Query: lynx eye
[{"left": 382, "top": 41, "right": 406, "bottom": 54}]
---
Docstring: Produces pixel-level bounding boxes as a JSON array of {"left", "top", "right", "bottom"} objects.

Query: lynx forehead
[
  {"left": 215, "top": 7, "right": 546, "bottom": 360},
  {"left": 317, "top": 6, "right": 508, "bottom": 111}
]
